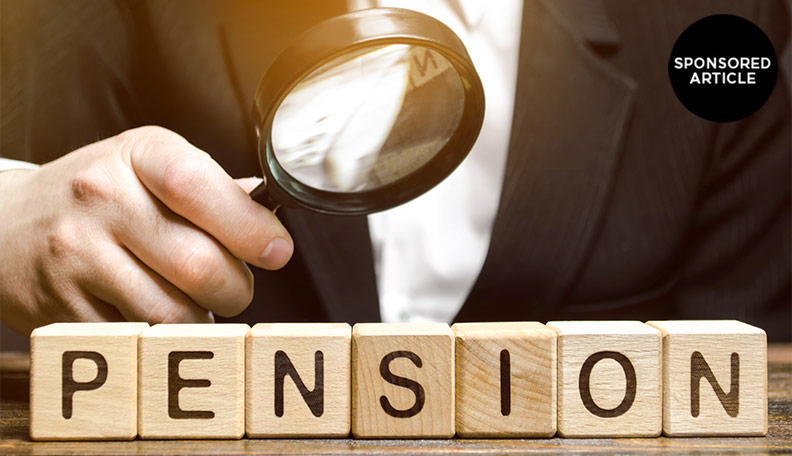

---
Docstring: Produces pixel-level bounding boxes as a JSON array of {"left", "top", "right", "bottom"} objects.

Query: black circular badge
[{"left": 668, "top": 14, "right": 778, "bottom": 123}]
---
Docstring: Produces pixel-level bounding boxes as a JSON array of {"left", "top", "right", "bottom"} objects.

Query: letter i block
[
  {"left": 547, "top": 321, "right": 661, "bottom": 437},
  {"left": 351, "top": 323, "right": 454, "bottom": 438},
  {"left": 30, "top": 322, "right": 149, "bottom": 440},
  {"left": 452, "top": 322, "right": 556, "bottom": 437},
  {"left": 138, "top": 324, "right": 249, "bottom": 439},
  {"left": 646, "top": 320, "right": 767, "bottom": 436},
  {"left": 246, "top": 323, "right": 351, "bottom": 437}
]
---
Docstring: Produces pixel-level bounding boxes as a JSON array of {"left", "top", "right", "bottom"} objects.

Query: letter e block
[
  {"left": 351, "top": 323, "right": 454, "bottom": 438},
  {"left": 547, "top": 321, "right": 661, "bottom": 437},
  {"left": 138, "top": 324, "right": 248, "bottom": 439},
  {"left": 453, "top": 322, "right": 556, "bottom": 437},
  {"left": 30, "top": 322, "right": 148, "bottom": 440},
  {"left": 246, "top": 323, "right": 351, "bottom": 437},
  {"left": 646, "top": 320, "right": 767, "bottom": 436}
]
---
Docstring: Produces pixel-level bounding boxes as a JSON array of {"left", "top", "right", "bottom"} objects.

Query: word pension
[{"left": 29, "top": 320, "right": 766, "bottom": 440}]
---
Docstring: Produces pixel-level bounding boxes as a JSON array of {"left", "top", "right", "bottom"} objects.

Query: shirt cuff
[{"left": 0, "top": 158, "right": 39, "bottom": 171}]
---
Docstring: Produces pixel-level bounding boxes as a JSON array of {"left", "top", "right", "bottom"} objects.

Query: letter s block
[
  {"left": 30, "top": 322, "right": 148, "bottom": 440},
  {"left": 138, "top": 324, "right": 249, "bottom": 439},
  {"left": 547, "top": 321, "right": 661, "bottom": 437},
  {"left": 351, "top": 323, "right": 454, "bottom": 438},
  {"left": 646, "top": 320, "right": 767, "bottom": 436},
  {"left": 246, "top": 323, "right": 351, "bottom": 437}
]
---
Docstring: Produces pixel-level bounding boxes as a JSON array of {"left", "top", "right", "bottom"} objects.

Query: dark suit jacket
[{"left": 2, "top": 0, "right": 790, "bottom": 339}]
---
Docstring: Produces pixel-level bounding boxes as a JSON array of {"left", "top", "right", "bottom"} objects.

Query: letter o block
[
  {"left": 547, "top": 321, "right": 661, "bottom": 437},
  {"left": 351, "top": 323, "right": 454, "bottom": 438},
  {"left": 138, "top": 324, "right": 248, "bottom": 439},
  {"left": 30, "top": 323, "right": 148, "bottom": 440},
  {"left": 646, "top": 320, "right": 767, "bottom": 436}
]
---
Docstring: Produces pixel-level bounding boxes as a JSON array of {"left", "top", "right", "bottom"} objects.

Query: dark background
[{"left": 2, "top": 0, "right": 791, "bottom": 350}]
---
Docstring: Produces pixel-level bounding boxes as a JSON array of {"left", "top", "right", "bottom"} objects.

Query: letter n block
[
  {"left": 351, "top": 323, "right": 454, "bottom": 438},
  {"left": 30, "top": 322, "right": 148, "bottom": 440},
  {"left": 646, "top": 320, "right": 767, "bottom": 436},
  {"left": 453, "top": 322, "right": 556, "bottom": 437},
  {"left": 246, "top": 323, "right": 351, "bottom": 437},
  {"left": 547, "top": 321, "right": 661, "bottom": 437},
  {"left": 138, "top": 324, "right": 249, "bottom": 439}
]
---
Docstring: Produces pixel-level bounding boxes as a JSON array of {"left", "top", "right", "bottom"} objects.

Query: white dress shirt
[
  {"left": 0, "top": 158, "right": 39, "bottom": 171},
  {"left": 358, "top": 0, "right": 524, "bottom": 323}
]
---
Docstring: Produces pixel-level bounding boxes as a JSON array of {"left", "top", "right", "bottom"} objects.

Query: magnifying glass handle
[{"left": 249, "top": 181, "right": 280, "bottom": 212}]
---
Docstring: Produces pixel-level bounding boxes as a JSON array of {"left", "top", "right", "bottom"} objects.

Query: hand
[{"left": 0, "top": 126, "right": 294, "bottom": 334}]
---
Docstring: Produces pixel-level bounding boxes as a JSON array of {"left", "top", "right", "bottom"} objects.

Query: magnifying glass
[{"left": 249, "top": 7, "right": 485, "bottom": 215}]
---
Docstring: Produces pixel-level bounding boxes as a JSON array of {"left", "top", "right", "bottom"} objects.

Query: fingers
[
  {"left": 79, "top": 239, "right": 214, "bottom": 324},
  {"left": 51, "top": 294, "right": 126, "bottom": 325},
  {"left": 12, "top": 292, "right": 125, "bottom": 335},
  {"left": 70, "top": 295, "right": 126, "bottom": 323},
  {"left": 110, "top": 180, "right": 254, "bottom": 317},
  {"left": 124, "top": 126, "right": 293, "bottom": 270}
]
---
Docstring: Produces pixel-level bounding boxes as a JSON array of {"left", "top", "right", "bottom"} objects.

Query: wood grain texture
[
  {"left": 3, "top": 347, "right": 792, "bottom": 454},
  {"left": 547, "top": 321, "right": 661, "bottom": 438},
  {"left": 29, "top": 323, "right": 148, "bottom": 440},
  {"left": 351, "top": 323, "right": 454, "bottom": 438},
  {"left": 246, "top": 323, "right": 351, "bottom": 437},
  {"left": 646, "top": 320, "right": 767, "bottom": 436},
  {"left": 138, "top": 324, "right": 248, "bottom": 439},
  {"left": 452, "top": 322, "right": 556, "bottom": 437}
]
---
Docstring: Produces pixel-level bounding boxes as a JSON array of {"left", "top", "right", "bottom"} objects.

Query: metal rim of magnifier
[{"left": 252, "top": 7, "right": 485, "bottom": 215}]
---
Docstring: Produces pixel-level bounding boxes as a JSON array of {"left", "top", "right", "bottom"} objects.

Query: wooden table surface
[{"left": 2, "top": 345, "right": 791, "bottom": 455}]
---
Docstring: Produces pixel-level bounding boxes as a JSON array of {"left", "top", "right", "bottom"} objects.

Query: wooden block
[
  {"left": 351, "top": 323, "right": 454, "bottom": 438},
  {"left": 246, "top": 323, "right": 351, "bottom": 437},
  {"left": 646, "top": 320, "right": 767, "bottom": 436},
  {"left": 29, "top": 322, "right": 148, "bottom": 440},
  {"left": 138, "top": 324, "right": 248, "bottom": 439},
  {"left": 452, "top": 322, "right": 556, "bottom": 437},
  {"left": 547, "top": 321, "right": 661, "bottom": 437}
]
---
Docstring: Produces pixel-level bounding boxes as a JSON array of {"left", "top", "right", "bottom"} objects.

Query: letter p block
[
  {"left": 30, "top": 322, "right": 148, "bottom": 440},
  {"left": 351, "top": 323, "right": 454, "bottom": 438}
]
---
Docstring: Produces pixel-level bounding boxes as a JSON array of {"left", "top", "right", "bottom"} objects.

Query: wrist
[{"left": 0, "top": 167, "right": 37, "bottom": 219}]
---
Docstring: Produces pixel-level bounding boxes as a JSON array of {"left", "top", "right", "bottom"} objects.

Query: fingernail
[{"left": 260, "top": 237, "right": 292, "bottom": 268}]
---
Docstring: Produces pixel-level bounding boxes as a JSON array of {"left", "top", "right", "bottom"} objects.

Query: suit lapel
[
  {"left": 218, "top": 0, "right": 348, "bottom": 100},
  {"left": 456, "top": 0, "right": 636, "bottom": 321},
  {"left": 549, "top": 0, "right": 621, "bottom": 51},
  {"left": 282, "top": 210, "right": 381, "bottom": 322}
]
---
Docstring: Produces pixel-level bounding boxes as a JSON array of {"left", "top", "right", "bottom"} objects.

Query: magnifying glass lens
[
  {"left": 270, "top": 44, "right": 465, "bottom": 193},
  {"left": 251, "top": 8, "right": 484, "bottom": 215}
]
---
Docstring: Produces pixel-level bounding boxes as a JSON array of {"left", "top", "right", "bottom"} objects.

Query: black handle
[{"left": 249, "top": 181, "right": 280, "bottom": 212}]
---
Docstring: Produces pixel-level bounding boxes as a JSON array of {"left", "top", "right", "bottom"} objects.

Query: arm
[{"left": 0, "top": 126, "right": 294, "bottom": 334}]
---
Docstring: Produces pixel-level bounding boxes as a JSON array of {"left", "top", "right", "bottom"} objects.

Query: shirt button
[{"left": 398, "top": 310, "right": 411, "bottom": 322}]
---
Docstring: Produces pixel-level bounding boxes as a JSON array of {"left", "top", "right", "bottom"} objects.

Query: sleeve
[
  {"left": 671, "top": 1, "right": 791, "bottom": 340},
  {"left": 0, "top": 158, "right": 39, "bottom": 171},
  {"left": 0, "top": 0, "right": 143, "bottom": 164}
]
